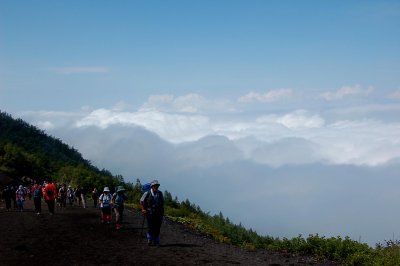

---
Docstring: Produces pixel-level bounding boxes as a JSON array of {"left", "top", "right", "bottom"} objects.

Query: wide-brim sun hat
[
  {"left": 151, "top": 180, "right": 160, "bottom": 187},
  {"left": 116, "top": 186, "right": 125, "bottom": 192},
  {"left": 103, "top": 187, "right": 110, "bottom": 192},
  {"left": 19, "top": 185, "right": 23, "bottom": 189}
]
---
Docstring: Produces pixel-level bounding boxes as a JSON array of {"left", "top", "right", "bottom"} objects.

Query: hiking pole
[{"left": 140, "top": 213, "right": 146, "bottom": 238}]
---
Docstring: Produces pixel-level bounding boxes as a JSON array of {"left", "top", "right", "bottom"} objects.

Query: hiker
[
  {"left": 32, "top": 182, "right": 43, "bottom": 215},
  {"left": 15, "top": 185, "right": 26, "bottom": 211},
  {"left": 58, "top": 183, "right": 67, "bottom": 209},
  {"left": 91, "top": 187, "right": 99, "bottom": 208},
  {"left": 67, "top": 185, "right": 74, "bottom": 206},
  {"left": 28, "top": 183, "right": 33, "bottom": 200},
  {"left": 140, "top": 180, "right": 165, "bottom": 246},
  {"left": 75, "top": 187, "right": 82, "bottom": 206},
  {"left": 80, "top": 186, "right": 87, "bottom": 208},
  {"left": 44, "top": 180, "right": 57, "bottom": 215},
  {"left": 3, "top": 186, "right": 12, "bottom": 211},
  {"left": 98, "top": 187, "right": 112, "bottom": 224},
  {"left": 112, "top": 186, "right": 128, "bottom": 230},
  {"left": 11, "top": 185, "right": 17, "bottom": 209}
]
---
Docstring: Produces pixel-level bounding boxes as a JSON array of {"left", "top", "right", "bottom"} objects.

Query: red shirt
[{"left": 44, "top": 183, "right": 57, "bottom": 201}]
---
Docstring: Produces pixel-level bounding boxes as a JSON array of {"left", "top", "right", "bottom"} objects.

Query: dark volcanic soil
[{"left": 0, "top": 199, "right": 340, "bottom": 266}]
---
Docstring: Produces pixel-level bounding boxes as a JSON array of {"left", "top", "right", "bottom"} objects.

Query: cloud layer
[
  {"left": 15, "top": 87, "right": 400, "bottom": 246},
  {"left": 20, "top": 87, "right": 400, "bottom": 167}
]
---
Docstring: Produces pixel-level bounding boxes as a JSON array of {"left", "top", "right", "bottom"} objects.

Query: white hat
[
  {"left": 19, "top": 185, "right": 23, "bottom": 189},
  {"left": 103, "top": 187, "right": 110, "bottom": 192},
  {"left": 151, "top": 180, "right": 160, "bottom": 187}
]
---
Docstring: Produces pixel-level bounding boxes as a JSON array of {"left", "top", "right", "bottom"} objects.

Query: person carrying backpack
[
  {"left": 3, "top": 186, "right": 13, "bottom": 211},
  {"left": 91, "top": 187, "right": 99, "bottom": 208},
  {"left": 32, "top": 182, "right": 43, "bottom": 215},
  {"left": 112, "top": 186, "right": 128, "bottom": 230},
  {"left": 75, "top": 187, "right": 82, "bottom": 206},
  {"left": 58, "top": 183, "right": 67, "bottom": 209},
  {"left": 140, "top": 180, "right": 164, "bottom": 246},
  {"left": 67, "top": 185, "right": 74, "bottom": 206},
  {"left": 98, "top": 187, "right": 112, "bottom": 224},
  {"left": 44, "top": 179, "right": 57, "bottom": 215},
  {"left": 15, "top": 185, "right": 26, "bottom": 212}
]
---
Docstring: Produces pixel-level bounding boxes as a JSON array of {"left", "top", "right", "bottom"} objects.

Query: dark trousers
[
  {"left": 101, "top": 206, "right": 112, "bottom": 222},
  {"left": 46, "top": 199, "right": 55, "bottom": 214},
  {"left": 146, "top": 212, "right": 163, "bottom": 243},
  {"left": 34, "top": 197, "right": 42, "bottom": 213},
  {"left": 5, "top": 198, "right": 11, "bottom": 210}
]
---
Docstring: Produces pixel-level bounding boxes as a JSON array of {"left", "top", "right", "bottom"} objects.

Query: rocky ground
[{"left": 0, "top": 199, "right": 340, "bottom": 266}]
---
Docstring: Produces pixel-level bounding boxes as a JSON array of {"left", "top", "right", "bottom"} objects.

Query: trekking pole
[{"left": 140, "top": 213, "right": 146, "bottom": 238}]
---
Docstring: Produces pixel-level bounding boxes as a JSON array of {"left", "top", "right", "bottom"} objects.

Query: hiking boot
[{"left": 147, "top": 240, "right": 153, "bottom": 246}]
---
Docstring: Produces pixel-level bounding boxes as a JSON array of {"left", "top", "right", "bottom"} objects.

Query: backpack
[
  {"left": 59, "top": 187, "right": 66, "bottom": 196},
  {"left": 33, "top": 188, "right": 42, "bottom": 198},
  {"left": 141, "top": 183, "right": 152, "bottom": 193},
  {"left": 100, "top": 193, "right": 111, "bottom": 207},
  {"left": 113, "top": 192, "right": 126, "bottom": 206},
  {"left": 47, "top": 188, "right": 54, "bottom": 197}
]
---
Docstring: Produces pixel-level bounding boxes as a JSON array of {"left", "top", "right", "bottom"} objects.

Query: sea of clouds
[{"left": 17, "top": 87, "right": 400, "bottom": 246}]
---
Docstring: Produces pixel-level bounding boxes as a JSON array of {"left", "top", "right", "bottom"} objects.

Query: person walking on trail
[
  {"left": 67, "top": 185, "right": 74, "bottom": 206},
  {"left": 99, "top": 187, "right": 113, "bottom": 224},
  {"left": 58, "top": 183, "right": 67, "bottom": 209},
  {"left": 140, "top": 180, "right": 165, "bottom": 246},
  {"left": 44, "top": 180, "right": 57, "bottom": 215},
  {"left": 11, "top": 185, "right": 17, "bottom": 209},
  {"left": 80, "top": 186, "right": 87, "bottom": 208},
  {"left": 32, "top": 182, "right": 43, "bottom": 215},
  {"left": 15, "top": 185, "right": 26, "bottom": 212},
  {"left": 91, "top": 188, "right": 99, "bottom": 208},
  {"left": 112, "top": 186, "right": 128, "bottom": 230},
  {"left": 75, "top": 187, "right": 82, "bottom": 206},
  {"left": 3, "top": 186, "right": 13, "bottom": 211}
]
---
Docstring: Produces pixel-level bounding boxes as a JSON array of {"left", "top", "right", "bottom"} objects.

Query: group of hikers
[
  {"left": 1, "top": 179, "right": 165, "bottom": 246},
  {"left": 2, "top": 180, "right": 95, "bottom": 214}
]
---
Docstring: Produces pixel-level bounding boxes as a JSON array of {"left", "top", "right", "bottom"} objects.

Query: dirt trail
[{"left": 0, "top": 199, "right": 340, "bottom": 265}]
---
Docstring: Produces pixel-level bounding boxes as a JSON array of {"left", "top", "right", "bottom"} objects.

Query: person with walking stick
[{"left": 140, "top": 180, "right": 164, "bottom": 246}]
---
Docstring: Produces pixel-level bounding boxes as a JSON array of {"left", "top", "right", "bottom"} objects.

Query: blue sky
[
  {"left": 1, "top": 1, "right": 400, "bottom": 245},
  {"left": 1, "top": 1, "right": 399, "bottom": 112}
]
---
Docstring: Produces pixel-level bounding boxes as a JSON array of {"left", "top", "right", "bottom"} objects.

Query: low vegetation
[
  {"left": 126, "top": 178, "right": 400, "bottom": 265},
  {"left": 2, "top": 110, "right": 400, "bottom": 265}
]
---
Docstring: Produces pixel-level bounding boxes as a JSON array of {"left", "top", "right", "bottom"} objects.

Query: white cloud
[
  {"left": 17, "top": 92, "right": 400, "bottom": 167},
  {"left": 48, "top": 67, "right": 110, "bottom": 74},
  {"left": 140, "top": 93, "right": 236, "bottom": 114},
  {"left": 140, "top": 94, "right": 205, "bottom": 113},
  {"left": 276, "top": 110, "right": 325, "bottom": 129},
  {"left": 140, "top": 94, "right": 174, "bottom": 111},
  {"left": 37, "top": 121, "right": 55, "bottom": 130},
  {"left": 237, "top": 88, "right": 292, "bottom": 103},
  {"left": 17, "top": 110, "right": 84, "bottom": 128},
  {"left": 74, "top": 108, "right": 211, "bottom": 143},
  {"left": 320, "top": 84, "right": 374, "bottom": 101},
  {"left": 173, "top": 94, "right": 205, "bottom": 113}
]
